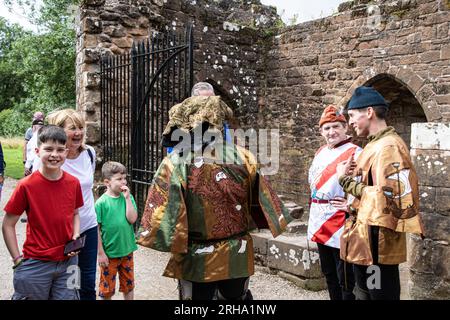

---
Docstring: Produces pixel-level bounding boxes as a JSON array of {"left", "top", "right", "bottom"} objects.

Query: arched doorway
[
  {"left": 364, "top": 74, "right": 428, "bottom": 147},
  {"left": 205, "top": 79, "right": 240, "bottom": 129}
]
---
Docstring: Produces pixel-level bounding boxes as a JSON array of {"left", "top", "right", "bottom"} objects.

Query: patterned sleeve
[
  {"left": 136, "top": 157, "right": 188, "bottom": 253},
  {"left": 238, "top": 146, "right": 293, "bottom": 237}
]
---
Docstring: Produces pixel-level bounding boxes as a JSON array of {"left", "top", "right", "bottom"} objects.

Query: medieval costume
[
  {"left": 308, "top": 105, "right": 361, "bottom": 300},
  {"left": 137, "top": 95, "right": 293, "bottom": 300},
  {"left": 339, "top": 86, "right": 424, "bottom": 300}
]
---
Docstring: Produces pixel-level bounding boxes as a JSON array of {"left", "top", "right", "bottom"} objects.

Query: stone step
[
  {"left": 251, "top": 230, "right": 323, "bottom": 280},
  {"left": 285, "top": 220, "right": 308, "bottom": 235},
  {"left": 283, "top": 200, "right": 304, "bottom": 220},
  {"left": 278, "top": 271, "right": 326, "bottom": 292}
]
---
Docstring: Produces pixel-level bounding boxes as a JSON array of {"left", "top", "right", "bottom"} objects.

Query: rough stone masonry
[{"left": 76, "top": 0, "right": 450, "bottom": 299}]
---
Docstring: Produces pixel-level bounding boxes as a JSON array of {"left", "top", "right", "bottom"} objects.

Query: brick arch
[{"left": 339, "top": 67, "right": 442, "bottom": 122}]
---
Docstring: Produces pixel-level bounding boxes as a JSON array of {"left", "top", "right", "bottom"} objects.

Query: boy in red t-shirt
[{"left": 2, "top": 125, "right": 84, "bottom": 300}]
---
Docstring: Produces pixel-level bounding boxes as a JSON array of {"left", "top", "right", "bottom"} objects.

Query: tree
[
  {"left": 0, "top": 0, "right": 79, "bottom": 136},
  {"left": 0, "top": 18, "right": 28, "bottom": 111}
]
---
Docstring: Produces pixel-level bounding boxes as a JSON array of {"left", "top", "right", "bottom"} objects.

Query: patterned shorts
[{"left": 98, "top": 253, "right": 135, "bottom": 298}]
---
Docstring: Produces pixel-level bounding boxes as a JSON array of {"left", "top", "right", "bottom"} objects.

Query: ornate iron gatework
[{"left": 100, "top": 26, "right": 194, "bottom": 228}]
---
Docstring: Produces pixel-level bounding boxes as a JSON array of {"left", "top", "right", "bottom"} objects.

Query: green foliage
[
  {"left": 0, "top": 17, "right": 28, "bottom": 111},
  {"left": 0, "top": 109, "right": 28, "bottom": 137},
  {"left": 0, "top": 0, "right": 79, "bottom": 136},
  {"left": 3, "top": 145, "right": 24, "bottom": 179}
]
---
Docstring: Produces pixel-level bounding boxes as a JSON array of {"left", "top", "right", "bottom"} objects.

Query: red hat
[{"left": 319, "top": 105, "right": 346, "bottom": 127}]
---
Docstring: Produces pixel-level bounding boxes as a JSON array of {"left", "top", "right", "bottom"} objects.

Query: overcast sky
[
  {"left": 260, "top": 0, "right": 347, "bottom": 24},
  {"left": 0, "top": 0, "right": 348, "bottom": 31},
  {"left": 0, "top": 1, "right": 38, "bottom": 31}
]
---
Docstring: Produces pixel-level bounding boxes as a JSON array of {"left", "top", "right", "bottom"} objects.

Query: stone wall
[
  {"left": 262, "top": 0, "right": 450, "bottom": 208},
  {"left": 409, "top": 123, "right": 450, "bottom": 299},
  {"left": 76, "top": 0, "right": 283, "bottom": 158}
]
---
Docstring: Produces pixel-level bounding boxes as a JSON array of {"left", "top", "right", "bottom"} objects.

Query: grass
[{"left": 1, "top": 137, "right": 24, "bottom": 180}]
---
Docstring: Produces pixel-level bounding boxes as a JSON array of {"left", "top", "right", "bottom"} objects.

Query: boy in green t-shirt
[{"left": 96, "top": 161, "right": 138, "bottom": 300}]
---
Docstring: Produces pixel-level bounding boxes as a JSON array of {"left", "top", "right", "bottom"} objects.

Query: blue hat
[{"left": 347, "top": 86, "right": 389, "bottom": 110}]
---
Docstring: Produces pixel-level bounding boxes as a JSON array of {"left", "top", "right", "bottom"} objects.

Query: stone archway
[
  {"left": 364, "top": 74, "right": 428, "bottom": 148},
  {"left": 204, "top": 79, "right": 241, "bottom": 129}
]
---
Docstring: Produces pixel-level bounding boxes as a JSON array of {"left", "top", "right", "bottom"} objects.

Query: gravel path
[{"left": 0, "top": 177, "right": 328, "bottom": 300}]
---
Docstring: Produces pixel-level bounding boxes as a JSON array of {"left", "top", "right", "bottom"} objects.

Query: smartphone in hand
[{"left": 64, "top": 235, "right": 86, "bottom": 256}]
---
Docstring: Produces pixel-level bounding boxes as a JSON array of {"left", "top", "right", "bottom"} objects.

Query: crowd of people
[{"left": 1, "top": 82, "right": 424, "bottom": 300}]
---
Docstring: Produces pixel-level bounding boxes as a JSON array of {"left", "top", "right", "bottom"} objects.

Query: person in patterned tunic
[
  {"left": 137, "top": 82, "right": 293, "bottom": 300},
  {"left": 307, "top": 105, "right": 362, "bottom": 300}
]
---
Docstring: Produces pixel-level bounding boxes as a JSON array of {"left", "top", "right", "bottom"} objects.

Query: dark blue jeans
[{"left": 78, "top": 226, "right": 98, "bottom": 300}]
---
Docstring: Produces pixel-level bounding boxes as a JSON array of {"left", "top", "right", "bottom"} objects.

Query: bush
[{"left": 0, "top": 109, "right": 28, "bottom": 137}]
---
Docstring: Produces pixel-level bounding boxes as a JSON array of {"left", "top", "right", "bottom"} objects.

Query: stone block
[
  {"left": 86, "top": 121, "right": 100, "bottom": 144},
  {"left": 122, "top": 16, "right": 137, "bottom": 28},
  {"left": 83, "top": 0, "right": 105, "bottom": 6},
  {"left": 83, "top": 48, "right": 100, "bottom": 64},
  {"left": 84, "top": 101, "right": 98, "bottom": 113},
  {"left": 411, "top": 149, "right": 450, "bottom": 187},
  {"left": 285, "top": 220, "right": 308, "bottom": 234},
  {"left": 99, "top": 33, "right": 111, "bottom": 43},
  {"left": 267, "top": 235, "right": 322, "bottom": 279},
  {"left": 82, "top": 89, "right": 101, "bottom": 104},
  {"left": 409, "top": 271, "right": 450, "bottom": 300},
  {"left": 408, "top": 236, "right": 450, "bottom": 299},
  {"left": 409, "top": 236, "right": 450, "bottom": 280},
  {"left": 407, "top": 73, "right": 425, "bottom": 93},
  {"left": 278, "top": 271, "right": 326, "bottom": 292},
  {"left": 442, "top": 44, "right": 450, "bottom": 60},
  {"left": 436, "top": 188, "right": 450, "bottom": 216},
  {"left": 128, "top": 28, "right": 150, "bottom": 36},
  {"left": 411, "top": 123, "right": 450, "bottom": 150},
  {"left": 418, "top": 186, "right": 436, "bottom": 213},
  {"left": 83, "top": 71, "right": 100, "bottom": 89},
  {"left": 112, "top": 36, "right": 133, "bottom": 49},
  {"left": 99, "top": 12, "right": 121, "bottom": 21},
  {"left": 82, "top": 17, "right": 102, "bottom": 34},
  {"left": 79, "top": 33, "right": 98, "bottom": 48},
  {"left": 420, "top": 50, "right": 441, "bottom": 63},
  {"left": 250, "top": 230, "right": 272, "bottom": 256},
  {"left": 435, "top": 95, "right": 450, "bottom": 105},
  {"left": 416, "top": 85, "right": 434, "bottom": 104},
  {"left": 421, "top": 212, "right": 450, "bottom": 243},
  {"left": 103, "top": 25, "right": 127, "bottom": 37}
]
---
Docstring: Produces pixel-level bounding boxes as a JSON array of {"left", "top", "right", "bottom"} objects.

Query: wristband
[{"left": 12, "top": 254, "right": 23, "bottom": 263}]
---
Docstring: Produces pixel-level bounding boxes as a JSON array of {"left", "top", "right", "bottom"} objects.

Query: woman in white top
[
  {"left": 24, "top": 119, "right": 44, "bottom": 176},
  {"left": 33, "top": 109, "right": 98, "bottom": 300}
]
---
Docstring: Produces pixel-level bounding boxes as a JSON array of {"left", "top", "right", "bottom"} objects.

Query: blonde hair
[{"left": 46, "top": 109, "right": 87, "bottom": 151}]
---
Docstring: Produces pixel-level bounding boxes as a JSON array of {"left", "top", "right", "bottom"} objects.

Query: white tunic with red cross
[{"left": 307, "top": 139, "right": 362, "bottom": 249}]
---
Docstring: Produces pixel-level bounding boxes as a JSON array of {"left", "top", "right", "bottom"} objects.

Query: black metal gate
[{"left": 100, "top": 26, "right": 194, "bottom": 227}]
